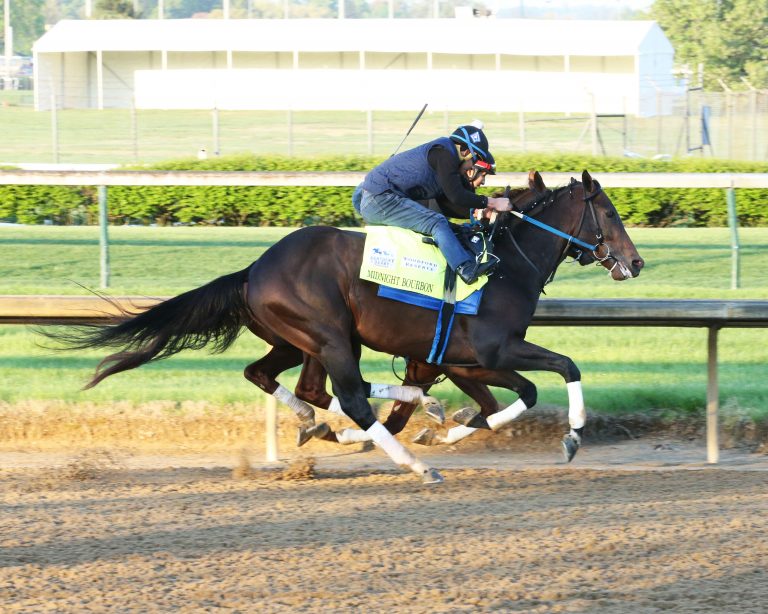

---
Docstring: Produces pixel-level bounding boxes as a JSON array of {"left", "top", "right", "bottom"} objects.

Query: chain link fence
[{"left": 0, "top": 87, "right": 765, "bottom": 164}]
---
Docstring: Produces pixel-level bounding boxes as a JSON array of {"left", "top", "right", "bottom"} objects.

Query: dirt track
[{"left": 2, "top": 435, "right": 767, "bottom": 613}]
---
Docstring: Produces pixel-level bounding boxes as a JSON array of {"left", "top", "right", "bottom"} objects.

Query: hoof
[
  {"left": 296, "top": 407, "right": 316, "bottom": 428},
  {"left": 421, "top": 468, "right": 444, "bottom": 484},
  {"left": 412, "top": 427, "right": 437, "bottom": 446},
  {"left": 561, "top": 431, "right": 581, "bottom": 462},
  {"left": 296, "top": 426, "right": 312, "bottom": 447},
  {"left": 422, "top": 396, "right": 445, "bottom": 425},
  {"left": 452, "top": 407, "right": 490, "bottom": 430},
  {"left": 296, "top": 422, "right": 330, "bottom": 447}
]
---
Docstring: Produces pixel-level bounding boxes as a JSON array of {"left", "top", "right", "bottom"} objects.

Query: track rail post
[
  {"left": 98, "top": 185, "right": 110, "bottom": 289},
  {"left": 706, "top": 326, "right": 720, "bottom": 464}
]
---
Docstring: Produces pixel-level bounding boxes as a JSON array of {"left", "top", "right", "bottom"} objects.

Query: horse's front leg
[
  {"left": 319, "top": 340, "right": 443, "bottom": 483},
  {"left": 419, "top": 339, "right": 586, "bottom": 462},
  {"left": 414, "top": 368, "right": 532, "bottom": 446},
  {"left": 493, "top": 339, "right": 585, "bottom": 462},
  {"left": 295, "top": 356, "right": 445, "bottom": 446}
]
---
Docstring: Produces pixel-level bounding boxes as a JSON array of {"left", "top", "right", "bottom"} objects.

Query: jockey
[
  {"left": 430, "top": 151, "right": 496, "bottom": 218},
  {"left": 353, "top": 122, "right": 511, "bottom": 285}
]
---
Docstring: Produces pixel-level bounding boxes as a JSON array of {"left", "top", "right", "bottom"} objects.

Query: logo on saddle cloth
[{"left": 360, "top": 226, "right": 488, "bottom": 303}]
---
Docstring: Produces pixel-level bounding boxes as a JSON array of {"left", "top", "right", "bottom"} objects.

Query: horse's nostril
[{"left": 633, "top": 258, "right": 644, "bottom": 269}]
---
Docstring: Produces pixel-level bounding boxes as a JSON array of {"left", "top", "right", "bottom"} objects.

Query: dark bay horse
[
  {"left": 49, "top": 170, "right": 643, "bottom": 484},
  {"left": 263, "top": 172, "right": 642, "bottom": 450}
]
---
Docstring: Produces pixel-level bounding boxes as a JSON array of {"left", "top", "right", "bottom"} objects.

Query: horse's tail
[{"left": 47, "top": 267, "right": 253, "bottom": 389}]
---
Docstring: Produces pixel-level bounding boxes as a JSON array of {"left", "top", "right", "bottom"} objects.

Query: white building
[{"left": 33, "top": 17, "right": 680, "bottom": 116}]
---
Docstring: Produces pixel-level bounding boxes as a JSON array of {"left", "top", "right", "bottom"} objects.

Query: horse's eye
[{"left": 606, "top": 210, "right": 615, "bottom": 218}]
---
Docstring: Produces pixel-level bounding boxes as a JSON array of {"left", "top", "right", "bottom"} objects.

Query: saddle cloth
[{"left": 360, "top": 226, "right": 489, "bottom": 304}]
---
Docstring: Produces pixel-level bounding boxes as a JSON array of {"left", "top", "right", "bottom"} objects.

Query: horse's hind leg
[
  {"left": 243, "top": 344, "right": 330, "bottom": 442},
  {"left": 293, "top": 353, "right": 347, "bottom": 444}
]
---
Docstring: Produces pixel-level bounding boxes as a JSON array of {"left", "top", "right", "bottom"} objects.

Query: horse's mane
[{"left": 490, "top": 186, "right": 528, "bottom": 199}]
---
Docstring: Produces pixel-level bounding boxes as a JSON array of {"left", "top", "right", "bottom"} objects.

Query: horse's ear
[
  {"left": 528, "top": 169, "right": 546, "bottom": 193},
  {"left": 582, "top": 169, "right": 593, "bottom": 192}
]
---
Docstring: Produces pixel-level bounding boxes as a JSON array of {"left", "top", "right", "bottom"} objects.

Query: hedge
[{"left": 1, "top": 154, "right": 766, "bottom": 227}]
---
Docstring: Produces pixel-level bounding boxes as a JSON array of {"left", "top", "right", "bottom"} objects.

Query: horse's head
[{"left": 568, "top": 170, "right": 644, "bottom": 281}]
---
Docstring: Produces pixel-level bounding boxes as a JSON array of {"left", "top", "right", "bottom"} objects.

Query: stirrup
[{"left": 457, "top": 257, "right": 498, "bottom": 285}]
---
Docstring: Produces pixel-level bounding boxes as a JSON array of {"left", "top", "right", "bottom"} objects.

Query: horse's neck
[{"left": 497, "top": 194, "right": 581, "bottom": 292}]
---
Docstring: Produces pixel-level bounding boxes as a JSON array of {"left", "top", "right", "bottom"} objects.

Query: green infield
[{"left": 1, "top": 225, "right": 767, "bottom": 418}]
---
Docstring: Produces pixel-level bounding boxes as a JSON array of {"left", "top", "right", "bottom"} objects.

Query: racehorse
[
  {"left": 46, "top": 170, "right": 643, "bottom": 484},
  {"left": 245, "top": 171, "right": 644, "bottom": 451}
]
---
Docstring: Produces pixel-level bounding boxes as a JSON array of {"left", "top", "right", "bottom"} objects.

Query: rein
[
  {"left": 513, "top": 182, "right": 599, "bottom": 252},
  {"left": 501, "top": 179, "right": 620, "bottom": 287}
]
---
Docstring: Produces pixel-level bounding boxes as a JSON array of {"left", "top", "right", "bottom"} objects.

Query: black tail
[{"left": 45, "top": 267, "right": 252, "bottom": 389}]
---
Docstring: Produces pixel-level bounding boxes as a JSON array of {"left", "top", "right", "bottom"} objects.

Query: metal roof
[{"left": 33, "top": 18, "right": 671, "bottom": 57}]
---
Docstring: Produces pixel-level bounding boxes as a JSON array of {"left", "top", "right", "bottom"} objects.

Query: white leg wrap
[
  {"left": 273, "top": 384, "right": 315, "bottom": 422},
  {"left": 369, "top": 383, "right": 424, "bottom": 404},
  {"left": 567, "top": 381, "right": 586, "bottom": 430},
  {"left": 326, "top": 397, "right": 347, "bottom": 417},
  {"left": 441, "top": 424, "right": 477, "bottom": 445},
  {"left": 336, "top": 428, "right": 372, "bottom": 445},
  {"left": 366, "top": 421, "right": 429, "bottom": 475},
  {"left": 486, "top": 399, "right": 528, "bottom": 431}
]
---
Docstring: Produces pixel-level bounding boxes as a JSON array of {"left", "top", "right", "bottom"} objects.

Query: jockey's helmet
[{"left": 450, "top": 124, "right": 491, "bottom": 163}]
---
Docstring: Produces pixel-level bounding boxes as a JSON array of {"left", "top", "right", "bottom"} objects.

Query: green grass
[
  {"left": 2, "top": 105, "right": 760, "bottom": 163},
  {"left": 1, "top": 225, "right": 767, "bottom": 418}
]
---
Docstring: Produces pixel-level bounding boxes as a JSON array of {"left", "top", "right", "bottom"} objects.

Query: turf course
[{"left": 1, "top": 225, "right": 766, "bottom": 419}]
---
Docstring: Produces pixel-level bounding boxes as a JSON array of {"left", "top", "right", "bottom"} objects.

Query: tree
[
  {"left": 649, "top": 0, "right": 768, "bottom": 89},
  {"left": 716, "top": 0, "right": 768, "bottom": 87},
  {"left": 93, "top": 0, "right": 140, "bottom": 18},
  {"left": 0, "top": 0, "right": 45, "bottom": 55}
]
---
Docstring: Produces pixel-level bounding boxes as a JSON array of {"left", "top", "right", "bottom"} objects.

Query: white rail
[{"left": 0, "top": 170, "right": 767, "bottom": 188}]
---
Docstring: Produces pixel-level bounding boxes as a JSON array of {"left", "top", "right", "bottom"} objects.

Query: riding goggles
[{"left": 473, "top": 160, "right": 495, "bottom": 175}]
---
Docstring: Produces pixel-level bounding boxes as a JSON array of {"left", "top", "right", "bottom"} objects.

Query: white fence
[{"left": 1, "top": 170, "right": 767, "bottom": 188}]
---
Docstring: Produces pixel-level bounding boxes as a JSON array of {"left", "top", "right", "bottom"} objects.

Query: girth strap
[{"left": 427, "top": 266, "right": 458, "bottom": 365}]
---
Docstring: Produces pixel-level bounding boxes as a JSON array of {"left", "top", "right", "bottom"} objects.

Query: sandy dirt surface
[{"left": 1, "top": 434, "right": 767, "bottom": 614}]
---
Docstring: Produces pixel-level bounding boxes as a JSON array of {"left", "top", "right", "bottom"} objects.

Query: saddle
[{"left": 360, "top": 223, "right": 495, "bottom": 365}]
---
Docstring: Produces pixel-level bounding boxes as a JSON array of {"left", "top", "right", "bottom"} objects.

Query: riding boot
[{"left": 456, "top": 258, "right": 498, "bottom": 285}]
